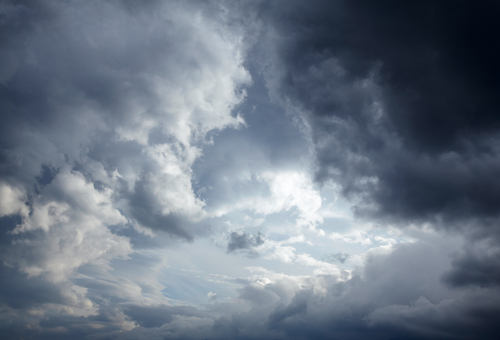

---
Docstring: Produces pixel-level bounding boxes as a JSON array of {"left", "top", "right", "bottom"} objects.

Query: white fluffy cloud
[
  {"left": 7, "top": 169, "right": 131, "bottom": 283},
  {"left": 0, "top": 182, "right": 28, "bottom": 218},
  {"left": 0, "top": 0, "right": 253, "bottom": 325}
]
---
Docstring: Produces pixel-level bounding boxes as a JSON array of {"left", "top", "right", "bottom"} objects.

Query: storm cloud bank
[
  {"left": 263, "top": 0, "right": 500, "bottom": 224},
  {"left": 1, "top": 1, "right": 500, "bottom": 339}
]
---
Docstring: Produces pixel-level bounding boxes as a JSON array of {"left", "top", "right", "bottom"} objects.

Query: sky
[{"left": 1, "top": 0, "right": 500, "bottom": 339}]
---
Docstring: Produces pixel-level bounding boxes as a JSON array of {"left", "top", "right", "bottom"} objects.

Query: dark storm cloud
[
  {"left": 443, "top": 249, "right": 500, "bottom": 288},
  {"left": 255, "top": 4, "right": 500, "bottom": 335},
  {"left": 262, "top": 0, "right": 500, "bottom": 223}
]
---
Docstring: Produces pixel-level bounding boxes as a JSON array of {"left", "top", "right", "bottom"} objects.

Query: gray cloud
[
  {"left": 123, "top": 304, "right": 205, "bottom": 328},
  {"left": 261, "top": 0, "right": 500, "bottom": 225},
  {"left": 227, "top": 231, "right": 265, "bottom": 254},
  {"left": 0, "top": 0, "right": 252, "bottom": 336},
  {"left": 102, "top": 236, "right": 500, "bottom": 339},
  {"left": 0, "top": 264, "right": 67, "bottom": 310},
  {"left": 442, "top": 248, "right": 500, "bottom": 288},
  {"left": 0, "top": 228, "right": 498, "bottom": 339},
  {"left": 2, "top": 0, "right": 500, "bottom": 339}
]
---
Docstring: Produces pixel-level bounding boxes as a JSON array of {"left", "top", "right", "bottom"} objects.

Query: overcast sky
[{"left": 1, "top": 1, "right": 500, "bottom": 339}]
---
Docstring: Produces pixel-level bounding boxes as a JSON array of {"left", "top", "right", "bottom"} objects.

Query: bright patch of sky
[{"left": 132, "top": 73, "right": 412, "bottom": 307}]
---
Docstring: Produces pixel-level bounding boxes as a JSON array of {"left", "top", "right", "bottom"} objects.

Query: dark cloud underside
[{"left": 264, "top": 0, "right": 500, "bottom": 223}]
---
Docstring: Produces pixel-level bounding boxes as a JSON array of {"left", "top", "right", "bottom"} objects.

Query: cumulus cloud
[
  {"left": 0, "top": 0, "right": 253, "bottom": 334},
  {"left": 6, "top": 168, "right": 131, "bottom": 283},
  {"left": 0, "top": 0, "right": 252, "bottom": 273},
  {"left": 0, "top": 0, "right": 251, "bottom": 233},
  {"left": 42, "top": 232, "right": 491, "bottom": 340}
]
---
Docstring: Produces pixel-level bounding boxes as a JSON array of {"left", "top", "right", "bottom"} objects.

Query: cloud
[
  {"left": 103, "top": 233, "right": 497, "bottom": 340},
  {"left": 0, "top": 182, "right": 28, "bottom": 218},
  {"left": 0, "top": 0, "right": 253, "bottom": 335},
  {"left": 0, "top": 0, "right": 251, "bottom": 234},
  {"left": 227, "top": 231, "right": 265, "bottom": 255},
  {"left": 2, "top": 1, "right": 500, "bottom": 339},
  {"left": 261, "top": 0, "right": 500, "bottom": 225},
  {"left": 1, "top": 227, "right": 499, "bottom": 339},
  {"left": 207, "top": 291, "right": 218, "bottom": 302},
  {"left": 323, "top": 252, "right": 350, "bottom": 264},
  {"left": 442, "top": 245, "right": 500, "bottom": 288},
  {"left": 123, "top": 304, "right": 205, "bottom": 328},
  {"left": 2, "top": 168, "right": 131, "bottom": 286},
  {"left": 255, "top": 235, "right": 500, "bottom": 340},
  {"left": 0, "top": 0, "right": 253, "bottom": 284}
]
